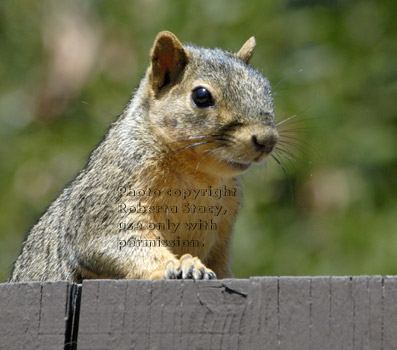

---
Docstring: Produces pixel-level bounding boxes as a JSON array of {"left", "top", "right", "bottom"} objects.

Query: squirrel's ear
[
  {"left": 150, "top": 31, "right": 188, "bottom": 92},
  {"left": 236, "top": 36, "right": 256, "bottom": 63}
]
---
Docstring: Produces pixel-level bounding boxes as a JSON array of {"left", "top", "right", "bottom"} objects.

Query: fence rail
[{"left": 1, "top": 276, "right": 396, "bottom": 349}]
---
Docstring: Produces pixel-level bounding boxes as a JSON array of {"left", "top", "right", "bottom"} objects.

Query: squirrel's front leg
[{"left": 76, "top": 232, "right": 216, "bottom": 281}]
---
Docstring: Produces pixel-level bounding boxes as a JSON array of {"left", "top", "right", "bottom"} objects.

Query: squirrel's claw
[{"left": 163, "top": 254, "right": 217, "bottom": 280}]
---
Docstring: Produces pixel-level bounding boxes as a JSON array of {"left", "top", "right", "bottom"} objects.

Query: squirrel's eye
[{"left": 191, "top": 87, "right": 215, "bottom": 108}]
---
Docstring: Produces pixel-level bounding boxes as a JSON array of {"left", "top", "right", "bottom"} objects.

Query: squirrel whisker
[
  {"left": 169, "top": 134, "right": 231, "bottom": 145},
  {"left": 277, "top": 139, "right": 307, "bottom": 153},
  {"left": 194, "top": 144, "right": 226, "bottom": 173},
  {"left": 274, "top": 146, "right": 298, "bottom": 162},
  {"left": 278, "top": 137, "right": 319, "bottom": 159},
  {"left": 271, "top": 152, "right": 290, "bottom": 176},
  {"left": 173, "top": 139, "right": 230, "bottom": 154},
  {"left": 271, "top": 152, "right": 294, "bottom": 199},
  {"left": 276, "top": 115, "right": 297, "bottom": 127},
  {"left": 274, "top": 149, "right": 298, "bottom": 172},
  {"left": 278, "top": 127, "right": 309, "bottom": 134},
  {"left": 277, "top": 115, "right": 317, "bottom": 128}
]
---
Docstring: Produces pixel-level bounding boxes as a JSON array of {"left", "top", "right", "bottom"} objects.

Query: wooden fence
[{"left": 1, "top": 276, "right": 396, "bottom": 349}]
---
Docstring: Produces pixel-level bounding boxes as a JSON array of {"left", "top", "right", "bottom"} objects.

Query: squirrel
[{"left": 8, "top": 31, "right": 278, "bottom": 282}]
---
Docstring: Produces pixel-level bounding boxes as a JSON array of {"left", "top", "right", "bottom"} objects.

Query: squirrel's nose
[{"left": 251, "top": 133, "right": 277, "bottom": 154}]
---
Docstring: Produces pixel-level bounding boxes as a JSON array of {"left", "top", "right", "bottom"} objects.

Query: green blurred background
[{"left": 1, "top": 0, "right": 397, "bottom": 281}]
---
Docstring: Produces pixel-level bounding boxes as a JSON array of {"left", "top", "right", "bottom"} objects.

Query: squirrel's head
[{"left": 145, "top": 31, "right": 278, "bottom": 179}]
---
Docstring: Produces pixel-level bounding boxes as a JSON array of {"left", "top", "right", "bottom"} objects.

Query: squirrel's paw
[{"left": 164, "top": 254, "right": 217, "bottom": 280}]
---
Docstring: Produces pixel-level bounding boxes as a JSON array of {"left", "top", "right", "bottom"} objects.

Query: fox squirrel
[{"left": 9, "top": 31, "right": 278, "bottom": 282}]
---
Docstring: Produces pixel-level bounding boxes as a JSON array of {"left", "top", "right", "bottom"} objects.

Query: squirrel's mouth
[{"left": 224, "top": 151, "right": 273, "bottom": 173}]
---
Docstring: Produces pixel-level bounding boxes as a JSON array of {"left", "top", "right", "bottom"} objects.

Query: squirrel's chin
[
  {"left": 253, "top": 152, "right": 273, "bottom": 164},
  {"left": 227, "top": 161, "right": 251, "bottom": 172},
  {"left": 217, "top": 160, "right": 252, "bottom": 177},
  {"left": 213, "top": 152, "right": 273, "bottom": 176},
  {"left": 199, "top": 159, "right": 251, "bottom": 178}
]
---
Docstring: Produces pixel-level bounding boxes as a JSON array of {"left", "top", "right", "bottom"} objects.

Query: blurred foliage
[{"left": 1, "top": 0, "right": 397, "bottom": 281}]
